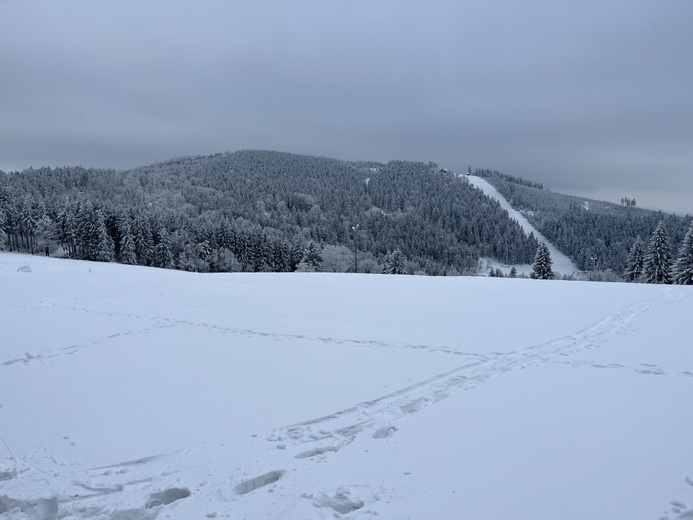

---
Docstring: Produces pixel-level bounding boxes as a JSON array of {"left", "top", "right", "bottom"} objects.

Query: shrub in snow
[{"left": 17, "top": 265, "right": 32, "bottom": 273}]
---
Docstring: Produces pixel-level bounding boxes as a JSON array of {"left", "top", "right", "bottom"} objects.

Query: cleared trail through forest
[{"left": 466, "top": 175, "right": 580, "bottom": 277}]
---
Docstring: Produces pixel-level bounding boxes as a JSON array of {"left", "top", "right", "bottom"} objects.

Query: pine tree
[
  {"left": 383, "top": 249, "right": 405, "bottom": 274},
  {"left": 623, "top": 236, "right": 645, "bottom": 282},
  {"left": 672, "top": 222, "right": 693, "bottom": 285},
  {"left": 509, "top": 266, "right": 517, "bottom": 278},
  {"left": 643, "top": 221, "right": 672, "bottom": 284},
  {"left": 531, "top": 242, "right": 554, "bottom": 279}
]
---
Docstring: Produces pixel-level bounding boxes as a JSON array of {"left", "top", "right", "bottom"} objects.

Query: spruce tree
[
  {"left": 623, "top": 236, "right": 645, "bottom": 282},
  {"left": 383, "top": 249, "right": 405, "bottom": 274},
  {"left": 249, "top": 232, "right": 266, "bottom": 272},
  {"left": 288, "top": 242, "right": 305, "bottom": 272},
  {"left": 303, "top": 240, "right": 323, "bottom": 272},
  {"left": 672, "top": 222, "right": 693, "bottom": 285},
  {"left": 152, "top": 228, "right": 174, "bottom": 269},
  {"left": 532, "top": 242, "right": 554, "bottom": 279},
  {"left": 0, "top": 206, "right": 6, "bottom": 251},
  {"left": 75, "top": 201, "right": 97, "bottom": 259},
  {"left": 118, "top": 220, "right": 138, "bottom": 265},
  {"left": 132, "top": 217, "right": 154, "bottom": 266},
  {"left": 643, "top": 221, "right": 672, "bottom": 284},
  {"left": 268, "top": 242, "right": 288, "bottom": 272},
  {"left": 93, "top": 218, "right": 115, "bottom": 262}
]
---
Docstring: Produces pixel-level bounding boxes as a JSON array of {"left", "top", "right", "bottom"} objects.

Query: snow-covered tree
[
  {"left": 672, "top": 222, "right": 693, "bottom": 285},
  {"left": 209, "top": 248, "right": 241, "bottom": 272},
  {"left": 643, "top": 221, "right": 672, "bottom": 284},
  {"left": 288, "top": 242, "right": 305, "bottom": 272},
  {"left": 383, "top": 249, "right": 405, "bottom": 274},
  {"left": 118, "top": 220, "right": 137, "bottom": 265},
  {"left": 132, "top": 217, "right": 154, "bottom": 266},
  {"left": 54, "top": 204, "right": 79, "bottom": 257},
  {"left": 267, "top": 242, "right": 288, "bottom": 272},
  {"left": 93, "top": 216, "right": 115, "bottom": 262},
  {"left": 303, "top": 240, "right": 323, "bottom": 272},
  {"left": 0, "top": 206, "right": 6, "bottom": 250},
  {"left": 152, "top": 228, "right": 174, "bottom": 269},
  {"left": 623, "top": 236, "right": 645, "bottom": 282},
  {"left": 531, "top": 242, "right": 554, "bottom": 279},
  {"left": 248, "top": 233, "right": 267, "bottom": 272}
]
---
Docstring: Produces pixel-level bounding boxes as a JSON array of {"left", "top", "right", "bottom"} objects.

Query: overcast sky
[{"left": 1, "top": 1, "right": 692, "bottom": 214}]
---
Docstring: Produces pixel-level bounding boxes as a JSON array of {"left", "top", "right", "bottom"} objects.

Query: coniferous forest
[
  {"left": 1, "top": 149, "right": 691, "bottom": 281},
  {"left": 0, "top": 150, "right": 538, "bottom": 275},
  {"left": 477, "top": 169, "right": 692, "bottom": 277}
]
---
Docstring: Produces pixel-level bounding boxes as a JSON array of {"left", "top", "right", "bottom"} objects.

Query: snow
[
  {"left": 1, "top": 252, "right": 692, "bottom": 520},
  {"left": 467, "top": 175, "right": 580, "bottom": 277}
]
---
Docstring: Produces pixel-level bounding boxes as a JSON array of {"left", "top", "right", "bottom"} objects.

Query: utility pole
[
  {"left": 590, "top": 255, "right": 597, "bottom": 281},
  {"left": 352, "top": 224, "right": 359, "bottom": 273}
]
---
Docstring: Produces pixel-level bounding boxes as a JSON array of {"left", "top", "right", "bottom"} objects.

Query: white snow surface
[
  {"left": 467, "top": 175, "right": 580, "bottom": 277},
  {"left": 1, "top": 252, "right": 692, "bottom": 520}
]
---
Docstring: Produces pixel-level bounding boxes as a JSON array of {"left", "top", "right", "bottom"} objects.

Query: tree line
[
  {"left": 623, "top": 220, "right": 693, "bottom": 284},
  {"left": 0, "top": 151, "right": 539, "bottom": 275},
  {"left": 480, "top": 171, "right": 692, "bottom": 277}
]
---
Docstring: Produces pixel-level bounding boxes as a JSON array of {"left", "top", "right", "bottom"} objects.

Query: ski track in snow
[
  {"left": 1, "top": 298, "right": 489, "bottom": 367},
  {"left": 2, "top": 287, "right": 685, "bottom": 519},
  {"left": 660, "top": 475, "right": 693, "bottom": 520},
  {"left": 264, "top": 288, "right": 682, "bottom": 455}
]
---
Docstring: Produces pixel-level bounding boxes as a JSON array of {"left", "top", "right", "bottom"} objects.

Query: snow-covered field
[{"left": 1, "top": 252, "right": 692, "bottom": 520}]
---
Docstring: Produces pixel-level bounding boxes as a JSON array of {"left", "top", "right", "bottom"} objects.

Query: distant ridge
[{"left": 1, "top": 149, "right": 690, "bottom": 277}]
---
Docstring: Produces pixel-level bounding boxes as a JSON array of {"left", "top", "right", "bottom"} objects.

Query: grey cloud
[{"left": 1, "top": 0, "right": 691, "bottom": 213}]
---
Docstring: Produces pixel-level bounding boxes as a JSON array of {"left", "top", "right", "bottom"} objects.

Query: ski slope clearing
[
  {"left": 1, "top": 252, "right": 692, "bottom": 519},
  {"left": 467, "top": 175, "right": 580, "bottom": 277}
]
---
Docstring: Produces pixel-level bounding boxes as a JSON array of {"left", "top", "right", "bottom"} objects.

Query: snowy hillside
[
  {"left": 467, "top": 175, "right": 580, "bottom": 277},
  {"left": 1, "top": 252, "right": 692, "bottom": 520}
]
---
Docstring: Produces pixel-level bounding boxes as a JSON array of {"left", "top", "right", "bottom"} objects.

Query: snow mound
[
  {"left": 145, "top": 488, "right": 191, "bottom": 508},
  {"left": 313, "top": 487, "right": 365, "bottom": 514},
  {"left": 0, "top": 496, "right": 57, "bottom": 520},
  {"left": 234, "top": 471, "right": 285, "bottom": 495}
]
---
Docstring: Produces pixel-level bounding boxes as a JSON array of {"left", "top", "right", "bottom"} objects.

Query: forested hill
[
  {"left": 477, "top": 169, "right": 692, "bottom": 274},
  {"left": 0, "top": 150, "right": 539, "bottom": 275}
]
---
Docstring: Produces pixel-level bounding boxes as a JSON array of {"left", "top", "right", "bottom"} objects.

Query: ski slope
[
  {"left": 467, "top": 175, "right": 580, "bottom": 277},
  {"left": 1, "top": 252, "right": 692, "bottom": 519}
]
